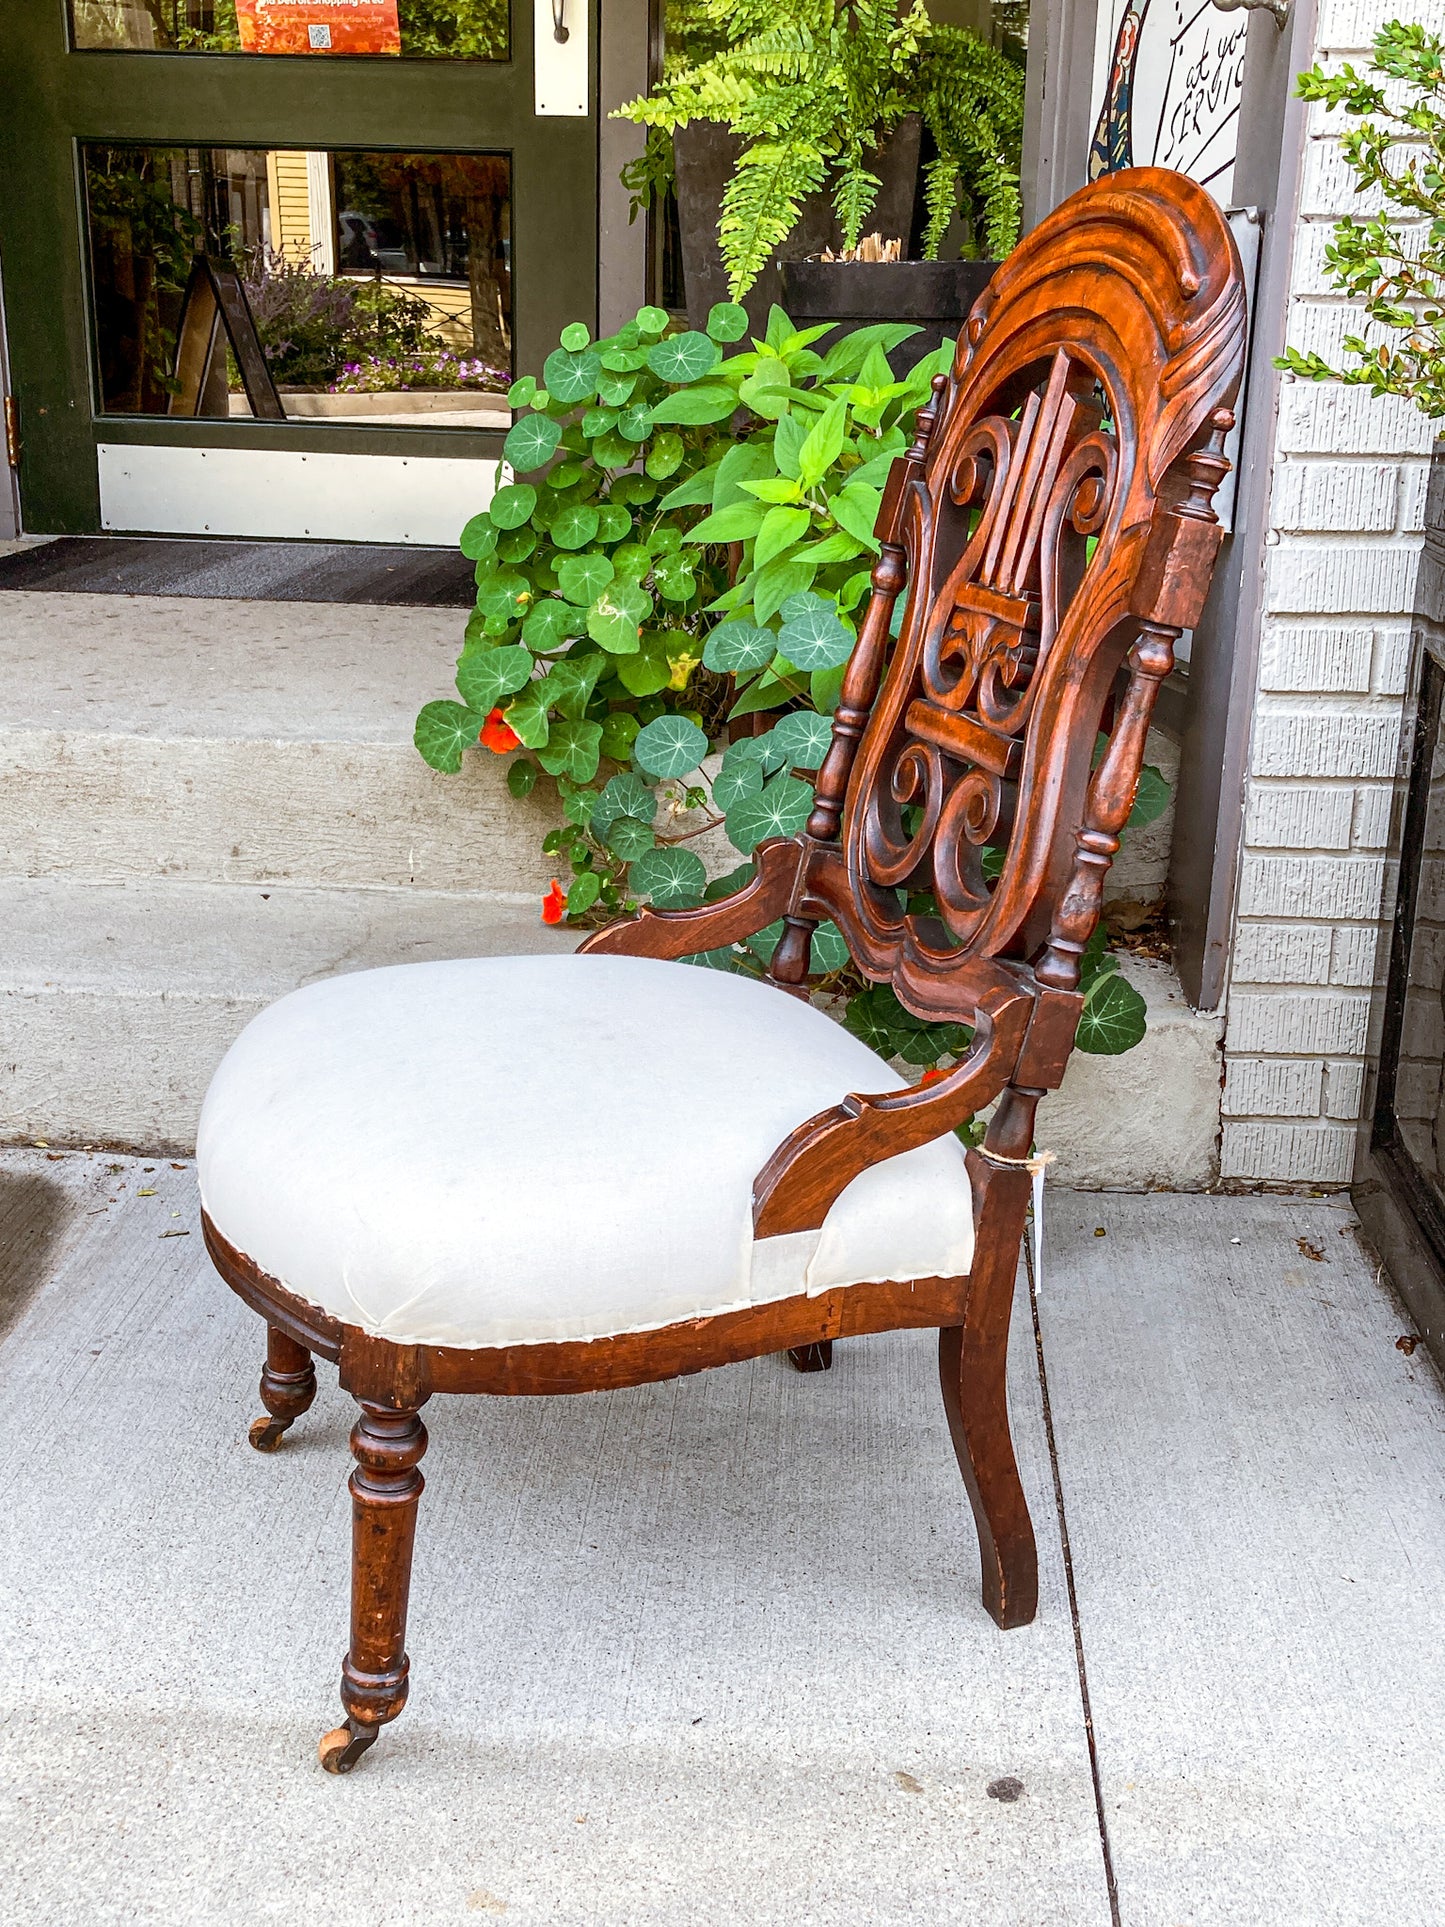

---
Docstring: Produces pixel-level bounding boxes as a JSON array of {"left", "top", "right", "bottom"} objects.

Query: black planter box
[
  {"left": 673, "top": 120, "right": 921, "bottom": 340},
  {"left": 778, "top": 259, "right": 998, "bottom": 373}
]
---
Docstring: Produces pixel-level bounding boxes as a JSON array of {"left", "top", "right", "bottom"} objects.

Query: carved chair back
[{"left": 784, "top": 167, "right": 1246, "bottom": 1016}]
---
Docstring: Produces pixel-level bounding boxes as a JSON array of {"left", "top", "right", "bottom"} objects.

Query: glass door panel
[
  {"left": 1, "top": 0, "right": 598, "bottom": 536},
  {"left": 83, "top": 142, "right": 513, "bottom": 424}
]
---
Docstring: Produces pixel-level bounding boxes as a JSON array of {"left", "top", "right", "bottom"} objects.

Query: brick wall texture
[{"left": 1220, "top": 0, "right": 1439, "bottom": 1184}]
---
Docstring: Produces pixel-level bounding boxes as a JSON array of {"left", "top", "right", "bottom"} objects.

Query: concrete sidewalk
[{"left": 0, "top": 1151, "right": 1441, "bottom": 1925}]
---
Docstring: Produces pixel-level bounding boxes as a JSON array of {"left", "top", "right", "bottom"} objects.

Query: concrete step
[
  {"left": 0, "top": 876, "right": 573, "bottom": 1150},
  {"left": 0, "top": 587, "right": 1222, "bottom": 1176},
  {"left": 0, "top": 590, "right": 557, "bottom": 892}
]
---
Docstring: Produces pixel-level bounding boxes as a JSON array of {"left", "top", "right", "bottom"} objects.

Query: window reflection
[
  {"left": 83, "top": 144, "right": 512, "bottom": 424},
  {"left": 69, "top": 1, "right": 508, "bottom": 60}
]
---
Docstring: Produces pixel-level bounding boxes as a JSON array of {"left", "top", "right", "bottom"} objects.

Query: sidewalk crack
[{"left": 1029, "top": 1260, "right": 1121, "bottom": 1927}]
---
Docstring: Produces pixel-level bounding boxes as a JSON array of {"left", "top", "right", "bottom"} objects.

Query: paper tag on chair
[{"left": 1026, "top": 1150, "right": 1055, "bottom": 1298}]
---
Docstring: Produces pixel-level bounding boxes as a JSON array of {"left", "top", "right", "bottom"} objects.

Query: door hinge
[{"left": 3, "top": 397, "right": 18, "bottom": 470}]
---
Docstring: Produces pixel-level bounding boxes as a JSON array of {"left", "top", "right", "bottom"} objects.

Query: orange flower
[
  {"left": 541, "top": 879, "right": 568, "bottom": 925},
  {"left": 480, "top": 707, "right": 520, "bottom": 753},
  {"left": 918, "top": 1066, "right": 950, "bottom": 1086}
]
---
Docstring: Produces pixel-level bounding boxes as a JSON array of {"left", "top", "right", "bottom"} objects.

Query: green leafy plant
[
  {"left": 416, "top": 302, "right": 1163, "bottom": 1065},
  {"left": 615, "top": 0, "right": 1025, "bottom": 297},
  {"left": 1278, "top": 20, "right": 1445, "bottom": 416}
]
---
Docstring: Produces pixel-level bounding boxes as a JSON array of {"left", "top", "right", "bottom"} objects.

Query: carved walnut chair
[{"left": 199, "top": 167, "right": 1245, "bottom": 1774}]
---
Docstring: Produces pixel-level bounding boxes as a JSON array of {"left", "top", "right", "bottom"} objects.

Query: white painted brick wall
[{"left": 1221, "top": 0, "right": 1441, "bottom": 1187}]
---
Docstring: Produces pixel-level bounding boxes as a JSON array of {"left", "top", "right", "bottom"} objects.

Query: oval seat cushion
[{"left": 197, "top": 953, "right": 976, "bottom": 1349}]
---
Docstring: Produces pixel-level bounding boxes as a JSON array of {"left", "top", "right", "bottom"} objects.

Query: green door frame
[{"left": 0, "top": 5, "right": 599, "bottom": 534}]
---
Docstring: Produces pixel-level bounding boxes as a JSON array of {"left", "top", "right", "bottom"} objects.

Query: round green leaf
[
  {"left": 707, "top": 301, "right": 750, "bottom": 343},
  {"left": 588, "top": 581, "right": 652, "bottom": 654},
  {"left": 704, "top": 621, "right": 777, "bottom": 674},
  {"left": 809, "top": 920, "right": 849, "bottom": 973},
  {"left": 414, "top": 700, "right": 482, "bottom": 774},
  {"left": 712, "top": 749, "right": 764, "bottom": 813},
  {"left": 600, "top": 345, "right": 647, "bottom": 373},
  {"left": 536, "top": 718, "right": 603, "bottom": 783},
  {"left": 609, "top": 542, "right": 652, "bottom": 581},
  {"left": 503, "top": 413, "right": 563, "bottom": 473},
  {"left": 617, "top": 402, "right": 654, "bottom": 443},
  {"left": 771, "top": 709, "right": 833, "bottom": 769},
  {"left": 597, "top": 370, "right": 638, "bottom": 405},
  {"left": 543, "top": 346, "right": 602, "bottom": 404},
  {"left": 631, "top": 845, "right": 706, "bottom": 907},
  {"left": 646, "top": 432, "right": 685, "bottom": 480},
  {"left": 496, "top": 525, "right": 536, "bottom": 563},
  {"left": 777, "top": 591, "right": 854, "bottom": 670},
  {"left": 566, "top": 868, "right": 602, "bottom": 916},
  {"left": 598, "top": 711, "right": 641, "bottom": 763},
  {"left": 646, "top": 331, "right": 721, "bottom": 385},
  {"left": 475, "top": 570, "right": 530, "bottom": 626},
  {"left": 507, "top": 375, "right": 537, "bottom": 408},
  {"left": 456, "top": 644, "right": 534, "bottom": 713},
  {"left": 615, "top": 645, "right": 672, "bottom": 697},
  {"left": 459, "top": 513, "right": 498, "bottom": 561},
  {"left": 593, "top": 770, "right": 655, "bottom": 833},
  {"left": 724, "top": 772, "right": 813, "bottom": 852},
  {"left": 635, "top": 305, "right": 670, "bottom": 339},
  {"left": 488, "top": 483, "right": 537, "bottom": 530},
  {"left": 634, "top": 713, "right": 709, "bottom": 779},
  {"left": 607, "top": 812, "right": 656, "bottom": 861},
  {"left": 581, "top": 405, "right": 617, "bottom": 439},
  {"left": 558, "top": 553, "right": 614, "bottom": 605},
  {"left": 653, "top": 557, "right": 697, "bottom": 603},
  {"left": 559, "top": 321, "right": 592, "bottom": 352},
  {"left": 1075, "top": 968, "right": 1148, "bottom": 1055},
  {"left": 595, "top": 503, "right": 633, "bottom": 543},
  {"left": 551, "top": 502, "right": 602, "bottom": 550},
  {"left": 609, "top": 473, "right": 657, "bottom": 505},
  {"left": 842, "top": 997, "right": 909, "bottom": 1057},
  {"left": 1127, "top": 764, "right": 1172, "bottom": 828},
  {"left": 506, "top": 757, "right": 537, "bottom": 798},
  {"left": 593, "top": 431, "right": 636, "bottom": 470},
  {"left": 520, "top": 600, "right": 583, "bottom": 653},
  {"left": 547, "top": 459, "right": 588, "bottom": 491}
]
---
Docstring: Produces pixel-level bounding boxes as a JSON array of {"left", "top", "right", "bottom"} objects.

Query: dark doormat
[{"left": 0, "top": 535, "right": 476, "bottom": 606}]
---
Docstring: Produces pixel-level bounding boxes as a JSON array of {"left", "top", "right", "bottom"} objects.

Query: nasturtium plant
[{"left": 416, "top": 301, "right": 1164, "bottom": 1070}]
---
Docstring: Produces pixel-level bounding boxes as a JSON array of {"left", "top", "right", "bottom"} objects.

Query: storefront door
[{"left": 0, "top": 2, "right": 598, "bottom": 544}]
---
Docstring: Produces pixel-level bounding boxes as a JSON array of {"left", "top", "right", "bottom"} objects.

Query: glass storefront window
[
  {"left": 69, "top": 2, "right": 509, "bottom": 61},
  {"left": 82, "top": 143, "right": 511, "bottom": 425}
]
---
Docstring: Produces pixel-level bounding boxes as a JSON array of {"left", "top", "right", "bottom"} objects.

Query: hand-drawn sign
[{"left": 1089, "top": 0, "right": 1248, "bottom": 206}]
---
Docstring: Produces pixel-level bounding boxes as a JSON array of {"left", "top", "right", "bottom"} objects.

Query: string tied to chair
[{"left": 976, "top": 1145, "right": 1056, "bottom": 1296}]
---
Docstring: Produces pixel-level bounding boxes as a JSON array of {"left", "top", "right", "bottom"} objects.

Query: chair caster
[
  {"left": 318, "top": 1719, "right": 379, "bottom": 1775},
  {"left": 788, "top": 1341, "right": 833, "bottom": 1373},
  {"left": 248, "top": 1415, "right": 291, "bottom": 1452}
]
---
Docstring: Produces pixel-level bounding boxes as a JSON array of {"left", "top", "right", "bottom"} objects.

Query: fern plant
[{"left": 615, "top": 0, "right": 1025, "bottom": 299}]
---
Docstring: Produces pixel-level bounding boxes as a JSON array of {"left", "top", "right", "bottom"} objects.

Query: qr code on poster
[{"left": 308, "top": 23, "right": 332, "bottom": 46}]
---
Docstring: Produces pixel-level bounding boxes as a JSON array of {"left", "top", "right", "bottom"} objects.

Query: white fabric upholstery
[{"left": 197, "top": 953, "right": 975, "bottom": 1348}]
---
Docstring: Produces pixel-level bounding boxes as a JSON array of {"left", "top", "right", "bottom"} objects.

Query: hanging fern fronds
[
  {"left": 614, "top": 0, "right": 1024, "bottom": 296},
  {"left": 919, "top": 155, "right": 959, "bottom": 261}
]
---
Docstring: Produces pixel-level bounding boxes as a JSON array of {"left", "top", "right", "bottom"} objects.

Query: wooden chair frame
[{"left": 203, "top": 167, "right": 1246, "bottom": 1774}]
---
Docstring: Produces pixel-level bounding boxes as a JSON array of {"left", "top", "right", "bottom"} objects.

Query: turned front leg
[
  {"left": 248, "top": 1326, "right": 317, "bottom": 1452},
  {"left": 318, "top": 1401, "right": 429, "bottom": 1774}
]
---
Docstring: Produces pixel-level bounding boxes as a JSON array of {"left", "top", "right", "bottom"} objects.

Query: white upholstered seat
[{"left": 197, "top": 953, "right": 976, "bottom": 1349}]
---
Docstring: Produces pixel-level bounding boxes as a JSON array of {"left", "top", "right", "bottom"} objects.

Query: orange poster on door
[{"left": 235, "top": 0, "right": 402, "bottom": 55}]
